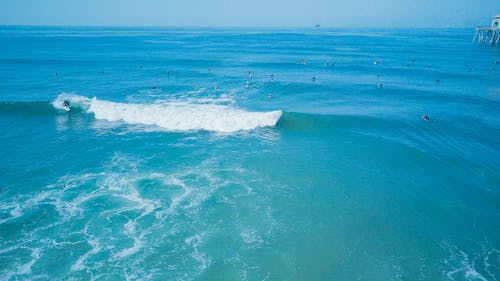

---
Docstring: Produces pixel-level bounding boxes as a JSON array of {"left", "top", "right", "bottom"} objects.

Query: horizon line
[{"left": 0, "top": 24, "right": 479, "bottom": 29}]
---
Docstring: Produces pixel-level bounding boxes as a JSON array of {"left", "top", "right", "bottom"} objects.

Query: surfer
[{"left": 63, "top": 100, "right": 70, "bottom": 111}]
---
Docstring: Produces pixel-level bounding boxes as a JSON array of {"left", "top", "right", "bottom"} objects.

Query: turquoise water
[{"left": 0, "top": 26, "right": 499, "bottom": 280}]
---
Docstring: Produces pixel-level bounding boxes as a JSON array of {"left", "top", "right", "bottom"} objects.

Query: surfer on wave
[{"left": 63, "top": 100, "right": 70, "bottom": 111}]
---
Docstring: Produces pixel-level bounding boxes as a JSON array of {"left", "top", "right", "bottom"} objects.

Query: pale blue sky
[{"left": 0, "top": 0, "right": 498, "bottom": 27}]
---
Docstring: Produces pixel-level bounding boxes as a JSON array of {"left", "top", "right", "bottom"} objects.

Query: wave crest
[{"left": 52, "top": 93, "right": 282, "bottom": 133}]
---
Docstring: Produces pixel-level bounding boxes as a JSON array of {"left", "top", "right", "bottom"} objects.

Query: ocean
[{"left": 0, "top": 26, "right": 499, "bottom": 280}]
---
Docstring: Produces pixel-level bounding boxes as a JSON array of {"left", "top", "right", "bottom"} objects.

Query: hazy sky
[{"left": 0, "top": 0, "right": 498, "bottom": 27}]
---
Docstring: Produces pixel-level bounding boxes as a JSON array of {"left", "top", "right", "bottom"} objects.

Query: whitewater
[{"left": 52, "top": 93, "right": 282, "bottom": 133}]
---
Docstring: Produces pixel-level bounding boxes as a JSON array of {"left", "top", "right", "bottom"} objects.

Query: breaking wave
[{"left": 52, "top": 93, "right": 282, "bottom": 133}]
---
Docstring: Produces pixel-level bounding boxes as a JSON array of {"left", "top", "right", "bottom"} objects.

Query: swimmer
[
  {"left": 421, "top": 114, "right": 430, "bottom": 121},
  {"left": 248, "top": 71, "right": 252, "bottom": 79},
  {"left": 378, "top": 82, "right": 383, "bottom": 88},
  {"left": 312, "top": 76, "right": 317, "bottom": 82},
  {"left": 266, "top": 94, "right": 273, "bottom": 99}
]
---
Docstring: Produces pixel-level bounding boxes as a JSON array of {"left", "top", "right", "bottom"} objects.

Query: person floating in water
[
  {"left": 421, "top": 114, "right": 430, "bottom": 121},
  {"left": 312, "top": 76, "right": 317, "bottom": 82}
]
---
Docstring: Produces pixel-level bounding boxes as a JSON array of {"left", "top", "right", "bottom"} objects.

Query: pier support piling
[{"left": 473, "top": 27, "right": 500, "bottom": 46}]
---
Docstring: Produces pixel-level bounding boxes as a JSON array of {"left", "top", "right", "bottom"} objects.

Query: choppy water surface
[{"left": 0, "top": 26, "right": 499, "bottom": 280}]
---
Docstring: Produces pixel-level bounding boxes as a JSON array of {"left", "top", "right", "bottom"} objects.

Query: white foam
[
  {"left": 0, "top": 203, "right": 24, "bottom": 225},
  {"left": 115, "top": 237, "right": 142, "bottom": 259},
  {"left": 185, "top": 233, "right": 211, "bottom": 274},
  {"left": 52, "top": 93, "right": 281, "bottom": 133},
  {"left": 240, "top": 230, "right": 264, "bottom": 248},
  {"left": 441, "top": 241, "right": 493, "bottom": 281},
  {"left": 3, "top": 248, "right": 41, "bottom": 280},
  {"left": 71, "top": 239, "right": 100, "bottom": 272}
]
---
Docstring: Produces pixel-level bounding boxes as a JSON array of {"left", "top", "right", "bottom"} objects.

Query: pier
[{"left": 472, "top": 14, "right": 500, "bottom": 46}]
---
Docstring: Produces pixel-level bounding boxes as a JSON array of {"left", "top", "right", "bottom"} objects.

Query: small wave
[{"left": 52, "top": 93, "right": 282, "bottom": 133}]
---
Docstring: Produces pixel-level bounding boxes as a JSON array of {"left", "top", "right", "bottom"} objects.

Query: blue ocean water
[{"left": 0, "top": 26, "right": 499, "bottom": 280}]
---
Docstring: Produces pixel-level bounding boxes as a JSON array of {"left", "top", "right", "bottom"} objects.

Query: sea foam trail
[{"left": 52, "top": 94, "right": 282, "bottom": 133}]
